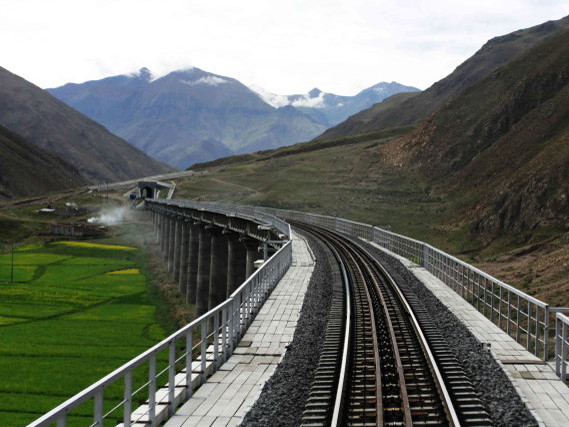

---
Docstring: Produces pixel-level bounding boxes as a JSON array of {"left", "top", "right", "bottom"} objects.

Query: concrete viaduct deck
[{"left": 28, "top": 200, "right": 569, "bottom": 427}]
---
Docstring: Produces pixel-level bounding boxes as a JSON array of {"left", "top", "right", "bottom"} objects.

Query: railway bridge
[{"left": 29, "top": 199, "right": 569, "bottom": 427}]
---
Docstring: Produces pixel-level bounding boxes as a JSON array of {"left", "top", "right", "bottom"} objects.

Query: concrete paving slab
[{"left": 163, "top": 230, "right": 314, "bottom": 427}]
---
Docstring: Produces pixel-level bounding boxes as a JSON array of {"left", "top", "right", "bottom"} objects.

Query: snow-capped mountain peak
[
  {"left": 250, "top": 85, "right": 291, "bottom": 108},
  {"left": 251, "top": 85, "right": 330, "bottom": 109}
]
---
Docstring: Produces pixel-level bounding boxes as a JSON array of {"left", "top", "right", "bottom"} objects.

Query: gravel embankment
[{"left": 241, "top": 229, "right": 539, "bottom": 427}]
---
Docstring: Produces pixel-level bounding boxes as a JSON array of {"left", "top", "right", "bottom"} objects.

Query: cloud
[
  {"left": 3, "top": 0, "right": 568, "bottom": 94},
  {"left": 181, "top": 76, "right": 229, "bottom": 87},
  {"left": 291, "top": 92, "right": 327, "bottom": 108},
  {"left": 250, "top": 85, "right": 290, "bottom": 108}
]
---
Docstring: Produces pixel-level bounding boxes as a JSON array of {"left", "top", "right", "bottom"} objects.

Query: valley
[{"left": 0, "top": 11, "right": 568, "bottom": 426}]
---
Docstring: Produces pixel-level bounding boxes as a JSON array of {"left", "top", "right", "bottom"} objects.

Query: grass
[
  {"left": 0, "top": 240, "right": 167, "bottom": 426},
  {"left": 175, "top": 129, "right": 569, "bottom": 308}
]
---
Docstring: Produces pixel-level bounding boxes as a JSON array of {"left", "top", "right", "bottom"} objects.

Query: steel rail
[
  {"left": 341, "top": 246, "right": 384, "bottom": 426},
  {"left": 357, "top": 242, "right": 461, "bottom": 427},
  {"left": 329, "top": 244, "right": 352, "bottom": 427},
  {"left": 355, "top": 250, "right": 413, "bottom": 427},
  {"left": 297, "top": 222, "right": 460, "bottom": 426}
]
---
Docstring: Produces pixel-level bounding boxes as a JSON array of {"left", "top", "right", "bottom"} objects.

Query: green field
[{"left": 0, "top": 241, "right": 167, "bottom": 426}]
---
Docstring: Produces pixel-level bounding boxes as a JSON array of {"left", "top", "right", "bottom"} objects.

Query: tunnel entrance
[
  {"left": 137, "top": 181, "right": 171, "bottom": 200},
  {"left": 140, "top": 186, "right": 154, "bottom": 199}
]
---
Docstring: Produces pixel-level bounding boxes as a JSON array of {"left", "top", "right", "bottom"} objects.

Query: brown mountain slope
[
  {"left": 319, "top": 15, "right": 569, "bottom": 140},
  {"left": 0, "top": 66, "right": 175, "bottom": 182},
  {"left": 391, "top": 28, "right": 569, "bottom": 236},
  {"left": 0, "top": 124, "right": 88, "bottom": 199}
]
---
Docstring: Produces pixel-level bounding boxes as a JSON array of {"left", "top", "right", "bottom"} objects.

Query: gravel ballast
[
  {"left": 241, "top": 229, "right": 539, "bottom": 427},
  {"left": 240, "top": 230, "right": 337, "bottom": 426},
  {"left": 357, "top": 237, "right": 538, "bottom": 427}
]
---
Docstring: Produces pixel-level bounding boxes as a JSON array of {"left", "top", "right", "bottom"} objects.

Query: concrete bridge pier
[
  {"left": 160, "top": 213, "right": 168, "bottom": 256},
  {"left": 154, "top": 211, "right": 160, "bottom": 243},
  {"left": 172, "top": 216, "right": 183, "bottom": 279},
  {"left": 226, "top": 232, "right": 247, "bottom": 297},
  {"left": 242, "top": 237, "right": 262, "bottom": 279},
  {"left": 196, "top": 225, "right": 213, "bottom": 318},
  {"left": 167, "top": 215, "right": 178, "bottom": 273},
  {"left": 153, "top": 211, "right": 159, "bottom": 238},
  {"left": 164, "top": 214, "right": 174, "bottom": 262},
  {"left": 150, "top": 209, "right": 268, "bottom": 319},
  {"left": 178, "top": 219, "right": 190, "bottom": 295},
  {"left": 186, "top": 222, "right": 200, "bottom": 306},
  {"left": 208, "top": 228, "right": 229, "bottom": 313}
]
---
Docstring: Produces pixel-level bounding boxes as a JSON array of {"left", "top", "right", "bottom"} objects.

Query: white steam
[{"left": 87, "top": 207, "right": 129, "bottom": 226}]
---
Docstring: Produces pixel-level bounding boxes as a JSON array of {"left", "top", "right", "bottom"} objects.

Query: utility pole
[{"left": 10, "top": 239, "right": 14, "bottom": 284}]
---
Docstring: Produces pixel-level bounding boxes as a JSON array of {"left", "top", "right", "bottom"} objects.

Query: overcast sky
[{"left": 2, "top": 0, "right": 567, "bottom": 95}]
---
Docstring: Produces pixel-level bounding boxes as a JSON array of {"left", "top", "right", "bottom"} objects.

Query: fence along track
[{"left": 296, "top": 222, "right": 489, "bottom": 426}]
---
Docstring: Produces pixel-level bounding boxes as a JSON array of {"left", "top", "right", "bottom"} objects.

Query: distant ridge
[
  {"left": 318, "top": 15, "right": 569, "bottom": 140},
  {"left": 48, "top": 68, "right": 418, "bottom": 169},
  {"left": 0, "top": 66, "right": 175, "bottom": 183}
]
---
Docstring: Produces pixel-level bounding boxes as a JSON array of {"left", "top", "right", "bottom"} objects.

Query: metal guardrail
[
  {"left": 27, "top": 199, "right": 568, "bottom": 427},
  {"left": 556, "top": 313, "right": 569, "bottom": 382},
  {"left": 157, "top": 199, "right": 292, "bottom": 239},
  {"left": 422, "top": 243, "right": 550, "bottom": 359},
  {"left": 253, "top": 207, "right": 557, "bottom": 362},
  {"left": 28, "top": 206, "right": 292, "bottom": 427}
]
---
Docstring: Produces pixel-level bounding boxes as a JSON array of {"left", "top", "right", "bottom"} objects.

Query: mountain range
[{"left": 47, "top": 69, "right": 418, "bottom": 168}]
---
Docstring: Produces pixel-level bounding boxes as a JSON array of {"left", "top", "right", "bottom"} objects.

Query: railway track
[{"left": 295, "top": 222, "right": 492, "bottom": 427}]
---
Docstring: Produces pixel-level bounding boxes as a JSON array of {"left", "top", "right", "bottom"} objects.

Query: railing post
[
  {"left": 222, "top": 306, "right": 228, "bottom": 363},
  {"left": 200, "top": 320, "right": 207, "bottom": 384},
  {"left": 556, "top": 316, "right": 562, "bottom": 377},
  {"left": 527, "top": 303, "right": 532, "bottom": 350},
  {"left": 149, "top": 352, "right": 156, "bottom": 427},
  {"left": 498, "top": 286, "right": 504, "bottom": 330},
  {"left": 168, "top": 340, "right": 176, "bottom": 417},
  {"left": 56, "top": 415, "right": 67, "bottom": 427},
  {"left": 490, "top": 281, "right": 495, "bottom": 323},
  {"left": 516, "top": 295, "right": 521, "bottom": 343},
  {"left": 94, "top": 388, "right": 103, "bottom": 427},
  {"left": 535, "top": 305, "right": 541, "bottom": 357},
  {"left": 476, "top": 275, "right": 481, "bottom": 311},
  {"left": 229, "top": 299, "right": 236, "bottom": 355},
  {"left": 186, "top": 329, "right": 193, "bottom": 399},
  {"left": 562, "top": 319, "right": 568, "bottom": 381},
  {"left": 543, "top": 306, "right": 549, "bottom": 361},
  {"left": 213, "top": 312, "right": 219, "bottom": 371},
  {"left": 124, "top": 370, "right": 132, "bottom": 427}
]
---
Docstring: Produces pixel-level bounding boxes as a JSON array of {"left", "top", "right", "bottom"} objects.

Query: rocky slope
[{"left": 392, "top": 27, "right": 569, "bottom": 237}]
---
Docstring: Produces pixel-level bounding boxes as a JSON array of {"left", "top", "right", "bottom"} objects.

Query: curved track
[{"left": 295, "top": 222, "right": 491, "bottom": 427}]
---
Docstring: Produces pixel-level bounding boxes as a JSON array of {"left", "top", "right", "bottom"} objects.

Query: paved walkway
[
  {"left": 164, "top": 231, "right": 315, "bottom": 427},
  {"left": 368, "top": 241, "right": 569, "bottom": 427}
]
